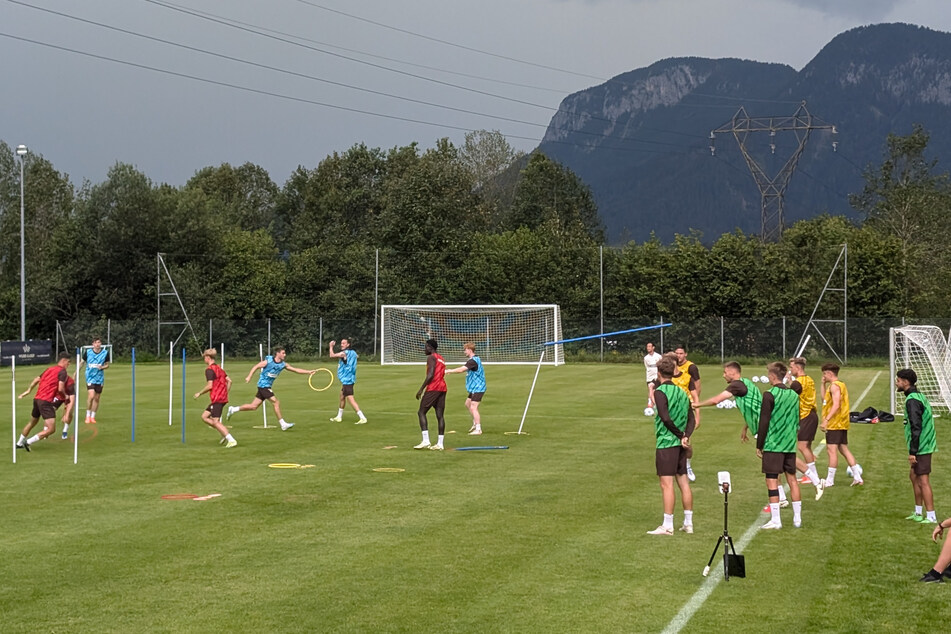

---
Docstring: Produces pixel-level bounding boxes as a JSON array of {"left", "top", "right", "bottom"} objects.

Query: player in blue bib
[
  {"left": 226, "top": 347, "right": 316, "bottom": 431},
  {"left": 329, "top": 339, "right": 367, "bottom": 424},
  {"left": 445, "top": 342, "right": 487, "bottom": 435},
  {"left": 83, "top": 338, "right": 110, "bottom": 424}
]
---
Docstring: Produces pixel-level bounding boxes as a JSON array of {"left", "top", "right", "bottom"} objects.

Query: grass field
[{"left": 1, "top": 360, "right": 949, "bottom": 632}]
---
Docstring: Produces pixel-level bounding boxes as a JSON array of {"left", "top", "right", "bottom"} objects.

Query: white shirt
[{"left": 644, "top": 352, "right": 662, "bottom": 382}]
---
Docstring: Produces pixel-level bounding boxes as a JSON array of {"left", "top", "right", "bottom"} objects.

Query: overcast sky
[{"left": 2, "top": 0, "right": 949, "bottom": 187}]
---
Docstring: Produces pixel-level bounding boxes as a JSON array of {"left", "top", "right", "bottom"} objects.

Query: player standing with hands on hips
[
  {"left": 329, "top": 339, "right": 367, "bottom": 424},
  {"left": 445, "top": 342, "right": 486, "bottom": 435}
]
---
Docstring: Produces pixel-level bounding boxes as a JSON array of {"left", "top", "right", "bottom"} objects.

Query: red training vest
[
  {"left": 208, "top": 364, "right": 229, "bottom": 403},
  {"left": 36, "top": 366, "right": 67, "bottom": 402},
  {"left": 426, "top": 353, "right": 447, "bottom": 392}
]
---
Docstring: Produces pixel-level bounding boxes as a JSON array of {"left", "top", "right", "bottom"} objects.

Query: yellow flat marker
[
  {"left": 372, "top": 467, "right": 405, "bottom": 473},
  {"left": 268, "top": 463, "right": 301, "bottom": 469}
]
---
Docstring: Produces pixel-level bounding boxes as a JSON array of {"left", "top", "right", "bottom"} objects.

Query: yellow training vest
[{"left": 823, "top": 379, "right": 850, "bottom": 430}]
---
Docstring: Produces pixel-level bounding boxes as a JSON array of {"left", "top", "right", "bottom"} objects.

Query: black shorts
[
  {"left": 419, "top": 390, "right": 446, "bottom": 413},
  {"left": 205, "top": 402, "right": 226, "bottom": 419},
  {"left": 467, "top": 392, "right": 485, "bottom": 402},
  {"left": 341, "top": 384, "right": 354, "bottom": 397},
  {"left": 32, "top": 399, "right": 57, "bottom": 420},
  {"left": 87, "top": 384, "right": 103, "bottom": 394},
  {"left": 798, "top": 411, "right": 819, "bottom": 442},
  {"left": 826, "top": 430, "right": 848, "bottom": 445},
  {"left": 256, "top": 387, "right": 275, "bottom": 401},
  {"left": 913, "top": 453, "right": 933, "bottom": 476},
  {"left": 762, "top": 451, "right": 797, "bottom": 475},
  {"left": 656, "top": 446, "right": 687, "bottom": 476}
]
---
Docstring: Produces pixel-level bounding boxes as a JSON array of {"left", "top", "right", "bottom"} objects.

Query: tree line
[{"left": 0, "top": 127, "right": 949, "bottom": 349}]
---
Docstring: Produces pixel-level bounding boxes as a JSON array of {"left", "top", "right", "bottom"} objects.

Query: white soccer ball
[
  {"left": 751, "top": 376, "right": 760, "bottom": 383},
  {"left": 760, "top": 375, "right": 769, "bottom": 383},
  {"left": 644, "top": 407, "right": 654, "bottom": 417},
  {"left": 727, "top": 400, "right": 737, "bottom": 409},
  {"left": 716, "top": 401, "right": 725, "bottom": 409}
]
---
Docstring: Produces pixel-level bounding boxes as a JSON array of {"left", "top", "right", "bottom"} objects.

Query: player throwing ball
[
  {"left": 227, "top": 346, "right": 315, "bottom": 431},
  {"left": 445, "top": 342, "right": 486, "bottom": 435},
  {"left": 329, "top": 339, "right": 367, "bottom": 424}
]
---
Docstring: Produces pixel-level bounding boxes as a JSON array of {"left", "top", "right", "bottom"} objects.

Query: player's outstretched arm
[
  {"left": 445, "top": 365, "right": 468, "bottom": 375},
  {"left": 283, "top": 363, "right": 313, "bottom": 375},
  {"left": 18, "top": 375, "right": 41, "bottom": 399},
  {"left": 695, "top": 390, "right": 730, "bottom": 409}
]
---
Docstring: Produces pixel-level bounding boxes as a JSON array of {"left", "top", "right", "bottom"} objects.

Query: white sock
[
  {"left": 778, "top": 485, "right": 788, "bottom": 502},
  {"left": 91, "top": 411, "right": 96, "bottom": 419},
  {"left": 915, "top": 505, "right": 924, "bottom": 515},
  {"left": 228, "top": 406, "right": 235, "bottom": 416},
  {"left": 421, "top": 430, "right": 430, "bottom": 444},
  {"left": 807, "top": 463, "right": 821, "bottom": 486},
  {"left": 85, "top": 410, "right": 91, "bottom": 418},
  {"left": 686, "top": 459, "right": 692, "bottom": 470},
  {"left": 474, "top": 423, "right": 481, "bottom": 430},
  {"left": 357, "top": 410, "right": 365, "bottom": 419},
  {"left": 684, "top": 510, "right": 693, "bottom": 526},
  {"left": 792, "top": 500, "right": 802, "bottom": 523},
  {"left": 17, "top": 434, "right": 26, "bottom": 445},
  {"left": 27, "top": 434, "right": 41, "bottom": 445},
  {"left": 63, "top": 423, "right": 70, "bottom": 434},
  {"left": 437, "top": 434, "right": 445, "bottom": 446},
  {"left": 927, "top": 510, "right": 937, "bottom": 521},
  {"left": 337, "top": 408, "right": 344, "bottom": 417},
  {"left": 769, "top": 502, "right": 780, "bottom": 523},
  {"left": 279, "top": 418, "right": 286, "bottom": 424},
  {"left": 225, "top": 433, "right": 235, "bottom": 442},
  {"left": 827, "top": 467, "right": 837, "bottom": 483},
  {"left": 663, "top": 513, "right": 674, "bottom": 530},
  {"left": 852, "top": 463, "right": 862, "bottom": 478}
]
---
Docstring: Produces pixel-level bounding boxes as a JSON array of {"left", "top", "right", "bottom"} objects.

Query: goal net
[
  {"left": 381, "top": 305, "right": 564, "bottom": 365},
  {"left": 890, "top": 325, "right": 951, "bottom": 413}
]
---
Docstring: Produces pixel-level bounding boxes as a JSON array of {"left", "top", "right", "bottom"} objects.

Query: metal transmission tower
[{"left": 709, "top": 101, "right": 837, "bottom": 241}]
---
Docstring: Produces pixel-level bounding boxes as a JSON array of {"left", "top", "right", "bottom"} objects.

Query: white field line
[{"left": 660, "top": 371, "right": 881, "bottom": 634}]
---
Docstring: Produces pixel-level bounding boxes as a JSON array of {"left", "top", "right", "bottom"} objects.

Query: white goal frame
[
  {"left": 890, "top": 325, "right": 951, "bottom": 414},
  {"left": 380, "top": 304, "right": 564, "bottom": 365}
]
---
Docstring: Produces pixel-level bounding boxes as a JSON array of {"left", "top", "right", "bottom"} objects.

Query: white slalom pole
[
  {"left": 795, "top": 334, "right": 811, "bottom": 358},
  {"left": 516, "top": 349, "right": 547, "bottom": 435},
  {"left": 74, "top": 348, "right": 80, "bottom": 465},
  {"left": 11, "top": 356, "right": 16, "bottom": 464},
  {"left": 168, "top": 341, "right": 173, "bottom": 426},
  {"left": 221, "top": 342, "right": 225, "bottom": 369},
  {"left": 260, "top": 343, "right": 267, "bottom": 429}
]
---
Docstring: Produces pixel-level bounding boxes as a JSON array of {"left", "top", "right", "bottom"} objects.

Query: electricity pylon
[{"left": 710, "top": 101, "right": 836, "bottom": 241}]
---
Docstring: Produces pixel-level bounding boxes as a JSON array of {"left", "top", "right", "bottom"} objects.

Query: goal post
[
  {"left": 890, "top": 325, "right": 951, "bottom": 414},
  {"left": 380, "top": 305, "right": 564, "bottom": 365}
]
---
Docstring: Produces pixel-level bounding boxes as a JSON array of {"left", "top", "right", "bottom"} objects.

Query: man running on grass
[
  {"left": 195, "top": 348, "right": 236, "bottom": 448},
  {"left": 83, "top": 337, "right": 109, "bottom": 424},
  {"left": 18, "top": 356, "right": 76, "bottom": 445},
  {"left": 16, "top": 352, "right": 71, "bottom": 452},
  {"left": 227, "top": 346, "right": 315, "bottom": 431},
  {"left": 329, "top": 338, "right": 367, "bottom": 424}
]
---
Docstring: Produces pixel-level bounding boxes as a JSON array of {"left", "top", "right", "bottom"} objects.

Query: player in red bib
[
  {"left": 16, "top": 352, "right": 72, "bottom": 452},
  {"left": 19, "top": 372, "right": 77, "bottom": 440},
  {"left": 193, "top": 348, "right": 237, "bottom": 447},
  {"left": 415, "top": 339, "right": 447, "bottom": 451}
]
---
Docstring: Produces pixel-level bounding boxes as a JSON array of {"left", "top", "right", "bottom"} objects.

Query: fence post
[
  {"left": 267, "top": 318, "right": 271, "bottom": 354},
  {"left": 660, "top": 316, "right": 665, "bottom": 353},
  {"left": 319, "top": 317, "right": 323, "bottom": 359},
  {"left": 782, "top": 317, "right": 786, "bottom": 358},
  {"left": 599, "top": 245, "right": 604, "bottom": 363},
  {"left": 209, "top": 319, "right": 212, "bottom": 349},
  {"left": 720, "top": 316, "right": 724, "bottom": 364},
  {"left": 374, "top": 248, "right": 379, "bottom": 358}
]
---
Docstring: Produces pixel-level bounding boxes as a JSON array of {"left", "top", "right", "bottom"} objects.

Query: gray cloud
[{"left": 782, "top": 0, "right": 903, "bottom": 20}]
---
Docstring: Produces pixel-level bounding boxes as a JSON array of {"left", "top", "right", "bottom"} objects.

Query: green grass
[{"left": 0, "top": 362, "right": 948, "bottom": 632}]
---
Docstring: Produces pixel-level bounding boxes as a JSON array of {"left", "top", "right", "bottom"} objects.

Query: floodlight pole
[
  {"left": 710, "top": 102, "right": 836, "bottom": 241},
  {"left": 16, "top": 144, "right": 28, "bottom": 340}
]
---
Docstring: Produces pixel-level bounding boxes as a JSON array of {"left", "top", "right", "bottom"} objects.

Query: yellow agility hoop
[
  {"left": 308, "top": 367, "right": 334, "bottom": 392},
  {"left": 372, "top": 468, "right": 405, "bottom": 473},
  {"left": 268, "top": 463, "right": 302, "bottom": 469}
]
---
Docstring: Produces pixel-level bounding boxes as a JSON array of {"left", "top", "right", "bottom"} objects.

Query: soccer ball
[
  {"left": 644, "top": 407, "right": 654, "bottom": 417},
  {"left": 751, "top": 376, "right": 760, "bottom": 383},
  {"left": 760, "top": 375, "right": 769, "bottom": 383}
]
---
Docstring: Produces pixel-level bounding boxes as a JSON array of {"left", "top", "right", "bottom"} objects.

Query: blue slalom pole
[
  {"left": 181, "top": 348, "right": 186, "bottom": 444},
  {"left": 131, "top": 347, "right": 136, "bottom": 442},
  {"left": 543, "top": 323, "right": 672, "bottom": 346}
]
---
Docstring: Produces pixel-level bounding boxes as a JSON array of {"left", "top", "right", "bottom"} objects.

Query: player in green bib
[
  {"left": 646, "top": 357, "right": 694, "bottom": 536},
  {"left": 755, "top": 361, "right": 803, "bottom": 530},
  {"left": 896, "top": 369, "right": 938, "bottom": 525}
]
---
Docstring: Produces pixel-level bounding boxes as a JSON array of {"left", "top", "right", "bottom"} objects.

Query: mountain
[{"left": 536, "top": 23, "right": 951, "bottom": 244}]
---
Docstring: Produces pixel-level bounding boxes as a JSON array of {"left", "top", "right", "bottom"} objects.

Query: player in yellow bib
[
  {"left": 788, "top": 357, "right": 823, "bottom": 490},
  {"left": 820, "top": 363, "right": 864, "bottom": 487},
  {"left": 674, "top": 346, "right": 701, "bottom": 482}
]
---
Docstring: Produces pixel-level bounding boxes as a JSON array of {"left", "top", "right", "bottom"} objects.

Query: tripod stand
[{"left": 703, "top": 482, "right": 745, "bottom": 579}]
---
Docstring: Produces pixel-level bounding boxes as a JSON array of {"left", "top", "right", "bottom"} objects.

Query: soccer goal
[
  {"left": 380, "top": 305, "right": 564, "bottom": 365},
  {"left": 890, "top": 325, "right": 951, "bottom": 414}
]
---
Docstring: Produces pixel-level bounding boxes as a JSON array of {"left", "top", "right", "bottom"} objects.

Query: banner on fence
[{"left": 1, "top": 340, "right": 53, "bottom": 367}]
